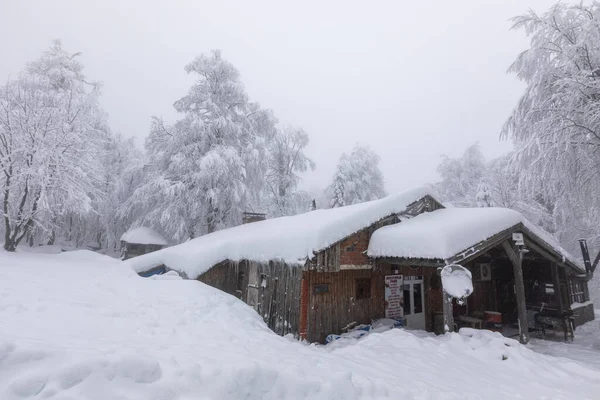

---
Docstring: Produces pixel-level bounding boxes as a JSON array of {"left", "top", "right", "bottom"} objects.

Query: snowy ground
[{"left": 1, "top": 250, "right": 599, "bottom": 400}]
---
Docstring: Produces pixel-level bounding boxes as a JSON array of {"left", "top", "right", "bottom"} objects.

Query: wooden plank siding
[
  {"left": 197, "top": 194, "right": 445, "bottom": 343},
  {"left": 310, "top": 195, "right": 443, "bottom": 273},
  {"left": 305, "top": 263, "right": 441, "bottom": 343},
  {"left": 198, "top": 260, "right": 302, "bottom": 337}
]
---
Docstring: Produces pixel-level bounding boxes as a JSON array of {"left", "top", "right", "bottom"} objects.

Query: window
[
  {"left": 570, "top": 280, "right": 586, "bottom": 304},
  {"left": 403, "top": 284, "right": 411, "bottom": 315},
  {"left": 413, "top": 282, "right": 423, "bottom": 314},
  {"left": 346, "top": 244, "right": 356, "bottom": 252},
  {"left": 356, "top": 278, "right": 371, "bottom": 299},
  {"left": 312, "top": 284, "right": 329, "bottom": 294}
]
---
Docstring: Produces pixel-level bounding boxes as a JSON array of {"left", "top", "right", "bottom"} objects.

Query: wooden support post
[
  {"left": 502, "top": 241, "right": 530, "bottom": 344},
  {"left": 550, "top": 262, "right": 564, "bottom": 313},
  {"left": 442, "top": 292, "right": 454, "bottom": 333},
  {"left": 299, "top": 278, "right": 309, "bottom": 341}
]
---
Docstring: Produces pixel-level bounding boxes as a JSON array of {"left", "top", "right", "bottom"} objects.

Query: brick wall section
[{"left": 339, "top": 230, "right": 371, "bottom": 266}]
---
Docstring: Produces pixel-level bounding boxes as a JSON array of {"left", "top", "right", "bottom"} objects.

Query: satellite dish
[{"left": 440, "top": 263, "right": 474, "bottom": 300}]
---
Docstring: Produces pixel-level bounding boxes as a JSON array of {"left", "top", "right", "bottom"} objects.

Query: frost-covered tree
[
  {"left": 502, "top": 2, "right": 600, "bottom": 300},
  {"left": 129, "top": 51, "right": 276, "bottom": 241},
  {"left": 503, "top": 2, "right": 600, "bottom": 248},
  {"left": 327, "top": 144, "right": 386, "bottom": 207},
  {"left": 475, "top": 181, "right": 493, "bottom": 208},
  {"left": 435, "top": 143, "right": 487, "bottom": 207},
  {"left": 434, "top": 146, "right": 557, "bottom": 232},
  {"left": 264, "top": 126, "right": 315, "bottom": 217},
  {"left": 89, "top": 133, "right": 146, "bottom": 250},
  {"left": 0, "top": 41, "right": 107, "bottom": 251}
]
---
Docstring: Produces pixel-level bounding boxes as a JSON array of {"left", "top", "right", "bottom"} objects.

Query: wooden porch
[{"left": 377, "top": 224, "right": 584, "bottom": 344}]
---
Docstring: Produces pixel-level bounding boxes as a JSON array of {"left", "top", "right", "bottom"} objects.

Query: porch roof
[{"left": 367, "top": 208, "right": 584, "bottom": 272}]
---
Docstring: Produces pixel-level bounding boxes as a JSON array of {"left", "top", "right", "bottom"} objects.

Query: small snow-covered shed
[
  {"left": 124, "top": 188, "right": 594, "bottom": 343},
  {"left": 120, "top": 227, "right": 168, "bottom": 261}
]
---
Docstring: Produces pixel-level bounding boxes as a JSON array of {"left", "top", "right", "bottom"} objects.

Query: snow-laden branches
[
  {"left": 503, "top": 2, "right": 600, "bottom": 299},
  {"left": 129, "top": 51, "right": 278, "bottom": 240},
  {"left": 264, "top": 126, "right": 315, "bottom": 217},
  {"left": 0, "top": 41, "right": 107, "bottom": 251},
  {"left": 327, "top": 144, "right": 386, "bottom": 208}
]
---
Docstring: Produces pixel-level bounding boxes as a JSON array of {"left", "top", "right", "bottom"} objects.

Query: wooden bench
[{"left": 457, "top": 315, "right": 483, "bottom": 330}]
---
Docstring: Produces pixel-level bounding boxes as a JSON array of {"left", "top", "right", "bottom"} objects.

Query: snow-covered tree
[
  {"left": 434, "top": 146, "right": 557, "bottom": 233},
  {"left": 475, "top": 181, "right": 493, "bottom": 208},
  {"left": 0, "top": 41, "right": 107, "bottom": 251},
  {"left": 327, "top": 144, "right": 386, "bottom": 207},
  {"left": 264, "top": 126, "right": 315, "bottom": 217},
  {"left": 503, "top": 2, "right": 600, "bottom": 249},
  {"left": 89, "top": 133, "right": 146, "bottom": 250},
  {"left": 435, "top": 143, "right": 487, "bottom": 207},
  {"left": 129, "top": 50, "right": 276, "bottom": 241}
]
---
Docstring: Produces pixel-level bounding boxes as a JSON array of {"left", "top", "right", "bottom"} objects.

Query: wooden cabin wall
[
  {"left": 463, "top": 259, "right": 497, "bottom": 316},
  {"left": 198, "top": 260, "right": 302, "bottom": 337},
  {"left": 312, "top": 195, "right": 441, "bottom": 273},
  {"left": 252, "top": 261, "right": 302, "bottom": 337},
  {"left": 198, "top": 261, "right": 249, "bottom": 301},
  {"left": 305, "top": 264, "right": 439, "bottom": 343}
]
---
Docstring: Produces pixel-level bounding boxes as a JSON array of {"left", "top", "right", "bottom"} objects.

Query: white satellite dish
[{"left": 441, "top": 264, "right": 474, "bottom": 299}]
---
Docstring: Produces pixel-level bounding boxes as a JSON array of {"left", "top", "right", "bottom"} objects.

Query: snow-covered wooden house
[
  {"left": 120, "top": 227, "right": 169, "bottom": 261},
  {"left": 125, "top": 188, "right": 595, "bottom": 343}
]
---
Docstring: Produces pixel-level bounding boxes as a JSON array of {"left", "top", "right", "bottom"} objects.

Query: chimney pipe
[{"left": 578, "top": 239, "right": 593, "bottom": 274}]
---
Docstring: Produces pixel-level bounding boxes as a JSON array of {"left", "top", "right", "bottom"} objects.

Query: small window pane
[
  {"left": 403, "top": 284, "right": 411, "bottom": 315},
  {"left": 414, "top": 283, "right": 423, "bottom": 314}
]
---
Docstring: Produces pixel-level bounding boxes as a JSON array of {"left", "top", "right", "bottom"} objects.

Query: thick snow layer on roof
[
  {"left": 120, "top": 227, "right": 168, "bottom": 245},
  {"left": 125, "top": 187, "right": 433, "bottom": 278},
  {"left": 368, "top": 207, "right": 581, "bottom": 269}
]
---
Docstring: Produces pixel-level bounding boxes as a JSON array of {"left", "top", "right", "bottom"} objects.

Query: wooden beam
[
  {"left": 523, "top": 237, "right": 565, "bottom": 268},
  {"left": 502, "top": 241, "right": 530, "bottom": 344},
  {"left": 443, "top": 292, "right": 454, "bottom": 333},
  {"left": 375, "top": 257, "right": 443, "bottom": 267},
  {"left": 550, "top": 262, "right": 564, "bottom": 313},
  {"left": 446, "top": 228, "right": 515, "bottom": 265}
]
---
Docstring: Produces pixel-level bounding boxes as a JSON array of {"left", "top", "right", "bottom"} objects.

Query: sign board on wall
[{"left": 384, "top": 274, "right": 404, "bottom": 319}]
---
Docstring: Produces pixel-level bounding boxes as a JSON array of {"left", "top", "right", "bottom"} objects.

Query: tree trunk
[
  {"left": 47, "top": 230, "right": 56, "bottom": 246},
  {"left": 3, "top": 238, "right": 17, "bottom": 252}
]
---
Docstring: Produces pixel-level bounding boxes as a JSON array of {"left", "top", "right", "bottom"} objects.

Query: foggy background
[{"left": 0, "top": 0, "right": 558, "bottom": 195}]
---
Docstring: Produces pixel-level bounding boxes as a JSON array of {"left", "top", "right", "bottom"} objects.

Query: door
[{"left": 403, "top": 276, "right": 425, "bottom": 330}]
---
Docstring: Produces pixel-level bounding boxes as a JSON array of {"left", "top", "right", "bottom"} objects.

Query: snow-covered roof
[
  {"left": 125, "top": 187, "right": 435, "bottom": 278},
  {"left": 367, "top": 208, "right": 583, "bottom": 270},
  {"left": 120, "top": 227, "right": 168, "bottom": 246}
]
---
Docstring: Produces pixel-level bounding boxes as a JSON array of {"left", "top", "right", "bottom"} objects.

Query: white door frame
[{"left": 404, "top": 276, "right": 426, "bottom": 330}]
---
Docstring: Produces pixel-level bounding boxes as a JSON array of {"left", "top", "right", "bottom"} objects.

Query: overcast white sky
[{"left": 0, "top": 0, "right": 561, "bottom": 196}]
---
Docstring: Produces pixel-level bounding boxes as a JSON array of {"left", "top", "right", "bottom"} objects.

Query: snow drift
[{"left": 1, "top": 250, "right": 599, "bottom": 399}]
